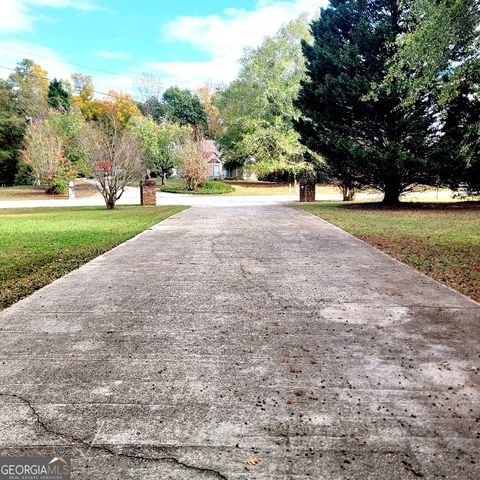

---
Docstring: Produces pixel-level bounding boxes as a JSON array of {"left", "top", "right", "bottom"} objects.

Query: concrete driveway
[{"left": 0, "top": 205, "right": 479, "bottom": 479}]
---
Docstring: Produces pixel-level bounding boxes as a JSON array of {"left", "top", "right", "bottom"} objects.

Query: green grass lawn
[
  {"left": 0, "top": 180, "right": 98, "bottom": 200},
  {"left": 0, "top": 205, "right": 187, "bottom": 309},
  {"left": 294, "top": 202, "right": 480, "bottom": 302}
]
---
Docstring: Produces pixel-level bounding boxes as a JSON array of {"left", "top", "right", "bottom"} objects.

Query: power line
[
  {"left": 0, "top": 45, "right": 139, "bottom": 81},
  {"left": 0, "top": 64, "right": 130, "bottom": 101}
]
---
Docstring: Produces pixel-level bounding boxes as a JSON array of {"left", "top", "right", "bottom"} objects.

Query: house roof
[{"left": 202, "top": 140, "right": 223, "bottom": 164}]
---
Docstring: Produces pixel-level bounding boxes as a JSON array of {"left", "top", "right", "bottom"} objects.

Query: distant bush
[
  {"left": 45, "top": 177, "right": 68, "bottom": 195},
  {"left": 162, "top": 180, "right": 235, "bottom": 195},
  {"left": 197, "top": 180, "right": 235, "bottom": 194}
]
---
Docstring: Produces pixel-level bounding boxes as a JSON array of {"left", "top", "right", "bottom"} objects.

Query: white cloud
[
  {"left": 147, "top": 57, "right": 239, "bottom": 90},
  {"left": 0, "top": 40, "right": 136, "bottom": 99},
  {"left": 0, "top": 40, "right": 71, "bottom": 79},
  {"left": 96, "top": 50, "right": 132, "bottom": 60},
  {"left": 152, "top": 0, "right": 326, "bottom": 87},
  {"left": 0, "top": 0, "right": 99, "bottom": 35}
]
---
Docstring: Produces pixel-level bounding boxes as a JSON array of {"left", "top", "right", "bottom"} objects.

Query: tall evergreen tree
[
  {"left": 48, "top": 78, "right": 70, "bottom": 111},
  {"left": 381, "top": 0, "right": 480, "bottom": 196},
  {"left": 295, "top": 0, "right": 436, "bottom": 204},
  {"left": 0, "top": 80, "right": 26, "bottom": 185}
]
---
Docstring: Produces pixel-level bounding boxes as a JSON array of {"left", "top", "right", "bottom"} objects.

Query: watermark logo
[{"left": 0, "top": 456, "right": 71, "bottom": 480}]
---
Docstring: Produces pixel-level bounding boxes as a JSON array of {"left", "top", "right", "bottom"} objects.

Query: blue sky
[{"left": 0, "top": 0, "right": 326, "bottom": 96}]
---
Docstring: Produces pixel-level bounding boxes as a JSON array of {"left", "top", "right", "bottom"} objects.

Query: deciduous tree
[
  {"left": 176, "top": 136, "right": 207, "bottom": 191},
  {"left": 22, "top": 115, "right": 70, "bottom": 193},
  {"left": 162, "top": 86, "right": 207, "bottom": 134},
  {"left": 130, "top": 116, "right": 191, "bottom": 185},
  {"left": 80, "top": 121, "right": 145, "bottom": 209},
  {"left": 217, "top": 15, "right": 311, "bottom": 179},
  {"left": 196, "top": 85, "right": 223, "bottom": 138},
  {"left": 9, "top": 59, "right": 49, "bottom": 120}
]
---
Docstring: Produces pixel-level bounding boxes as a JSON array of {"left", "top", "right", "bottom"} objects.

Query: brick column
[
  {"left": 140, "top": 179, "right": 157, "bottom": 206},
  {"left": 299, "top": 174, "right": 316, "bottom": 202}
]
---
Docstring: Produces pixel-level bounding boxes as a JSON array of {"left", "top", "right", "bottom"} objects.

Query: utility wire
[
  {"left": 0, "top": 64, "right": 132, "bottom": 101},
  {"left": 0, "top": 45, "right": 138, "bottom": 81}
]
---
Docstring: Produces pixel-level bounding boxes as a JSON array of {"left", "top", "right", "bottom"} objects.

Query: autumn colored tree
[
  {"left": 196, "top": 85, "right": 223, "bottom": 138},
  {"left": 22, "top": 115, "right": 71, "bottom": 194},
  {"left": 176, "top": 136, "right": 208, "bottom": 191},
  {"left": 101, "top": 91, "right": 142, "bottom": 128},
  {"left": 71, "top": 73, "right": 104, "bottom": 121}
]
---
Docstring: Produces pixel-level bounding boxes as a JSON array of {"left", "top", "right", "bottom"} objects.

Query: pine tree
[
  {"left": 48, "top": 78, "right": 70, "bottom": 112},
  {"left": 295, "top": 0, "right": 436, "bottom": 204}
]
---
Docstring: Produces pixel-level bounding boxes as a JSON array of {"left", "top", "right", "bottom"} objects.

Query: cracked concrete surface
[{"left": 0, "top": 204, "right": 479, "bottom": 479}]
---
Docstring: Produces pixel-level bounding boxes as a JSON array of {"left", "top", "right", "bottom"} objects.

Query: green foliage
[
  {"left": 45, "top": 176, "right": 68, "bottom": 195},
  {"left": 194, "top": 180, "right": 235, "bottom": 194},
  {"left": 295, "top": 0, "right": 437, "bottom": 204},
  {"left": 0, "top": 79, "right": 26, "bottom": 186},
  {"left": 162, "top": 86, "right": 207, "bottom": 130},
  {"left": 8, "top": 59, "right": 49, "bottom": 120},
  {"left": 48, "top": 78, "right": 70, "bottom": 111},
  {"left": 48, "top": 107, "right": 87, "bottom": 172},
  {"left": 129, "top": 116, "right": 191, "bottom": 184},
  {"left": 162, "top": 180, "right": 235, "bottom": 195},
  {"left": 379, "top": 0, "right": 480, "bottom": 196},
  {"left": 217, "top": 15, "right": 310, "bottom": 177},
  {"left": 14, "top": 162, "right": 35, "bottom": 186}
]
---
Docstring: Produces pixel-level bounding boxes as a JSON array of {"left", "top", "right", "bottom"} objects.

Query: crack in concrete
[
  {"left": 0, "top": 393, "right": 228, "bottom": 480},
  {"left": 210, "top": 233, "right": 224, "bottom": 264},
  {"left": 239, "top": 264, "right": 286, "bottom": 308}
]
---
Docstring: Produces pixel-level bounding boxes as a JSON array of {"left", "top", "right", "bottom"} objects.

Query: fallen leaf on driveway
[{"left": 244, "top": 457, "right": 261, "bottom": 466}]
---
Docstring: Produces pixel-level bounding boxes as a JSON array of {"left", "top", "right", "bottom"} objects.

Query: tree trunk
[
  {"left": 382, "top": 186, "right": 401, "bottom": 205},
  {"left": 343, "top": 187, "right": 355, "bottom": 201},
  {"left": 339, "top": 184, "right": 355, "bottom": 201},
  {"left": 161, "top": 172, "right": 166, "bottom": 186},
  {"left": 106, "top": 196, "right": 116, "bottom": 209}
]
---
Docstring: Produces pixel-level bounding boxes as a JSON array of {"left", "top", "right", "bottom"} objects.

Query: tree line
[
  {"left": 214, "top": 0, "right": 479, "bottom": 203},
  {"left": 1, "top": 0, "right": 478, "bottom": 206},
  {"left": 0, "top": 60, "right": 212, "bottom": 207}
]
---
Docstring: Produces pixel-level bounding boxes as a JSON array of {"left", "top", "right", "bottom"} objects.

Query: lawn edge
[
  {"left": 1, "top": 206, "right": 190, "bottom": 312},
  {"left": 290, "top": 202, "right": 480, "bottom": 307}
]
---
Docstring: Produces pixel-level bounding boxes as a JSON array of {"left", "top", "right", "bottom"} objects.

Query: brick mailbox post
[
  {"left": 299, "top": 172, "right": 316, "bottom": 202},
  {"left": 140, "top": 179, "right": 157, "bottom": 206}
]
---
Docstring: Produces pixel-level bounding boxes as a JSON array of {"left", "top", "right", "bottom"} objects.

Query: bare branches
[{"left": 80, "top": 119, "right": 145, "bottom": 209}]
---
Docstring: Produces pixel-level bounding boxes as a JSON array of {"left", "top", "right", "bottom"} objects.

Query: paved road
[
  {"left": 1, "top": 186, "right": 450, "bottom": 209},
  {"left": 0, "top": 187, "right": 453, "bottom": 209},
  {"left": 0, "top": 205, "right": 479, "bottom": 479}
]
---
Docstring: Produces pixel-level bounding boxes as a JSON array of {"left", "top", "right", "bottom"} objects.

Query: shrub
[
  {"left": 162, "top": 180, "right": 235, "bottom": 195},
  {"left": 45, "top": 177, "right": 68, "bottom": 195},
  {"left": 197, "top": 181, "right": 235, "bottom": 194}
]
